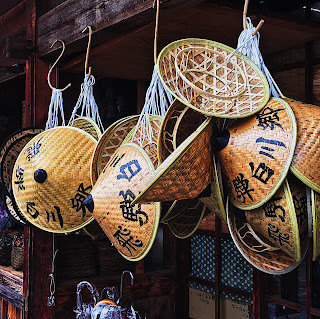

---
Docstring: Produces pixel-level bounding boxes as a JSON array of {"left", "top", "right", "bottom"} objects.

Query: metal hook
[
  {"left": 120, "top": 271, "right": 134, "bottom": 298},
  {"left": 153, "top": 0, "right": 160, "bottom": 64},
  {"left": 47, "top": 40, "right": 71, "bottom": 91},
  {"left": 82, "top": 26, "right": 92, "bottom": 79}
]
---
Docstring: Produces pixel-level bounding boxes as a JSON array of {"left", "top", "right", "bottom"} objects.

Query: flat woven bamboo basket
[
  {"left": 90, "top": 116, "right": 139, "bottom": 185},
  {"left": 167, "top": 199, "right": 210, "bottom": 239},
  {"left": 285, "top": 99, "right": 320, "bottom": 193},
  {"left": 72, "top": 116, "right": 102, "bottom": 141},
  {"left": 219, "top": 98, "right": 297, "bottom": 210},
  {"left": 12, "top": 127, "right": 97, "bottom": 233},
  {"left": 312, "top": 189, "right": 320, "bottom": 261},
  {"left": 157, "top": 38, "right": 270, "bottom": 118},
  {"left": 133, "top": 117, "right": 213, "bottom": 204},
  {"left": 87, "top": 143, "right": 161, "bottom": 261},
  {"left": 227, "top": 176, "right": 309, "bottom": 274}
]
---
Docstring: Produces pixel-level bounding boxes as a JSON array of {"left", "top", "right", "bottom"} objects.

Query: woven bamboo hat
[
  {"left": 157, "top": 38, "right": 270, "bottom": 118},
  {"left": 167, "top": 199, "right": 210, "bottom": 239},
  {"left": 91, "top": 116, "right": 139, "bottom": 185},
  {"left": 132, "top": 116, "right": 213, "bottom": 204},
  {"left": 227, "top": 175, "right": 309, "bottom": 274},
  {"left": 218, "top": 98, "right": 297, "bottom": 210},
  {"left": 157, "top": 99, "right": 207, "bottom": 163},
  {"left": 284, "top": 99, "right": 320, "bottom": 193},
  {"left": 312, "top": 189, "right": 320, "bottom": 261},
  {"left": 84, "top": 143, "right": 161, "bottom": 261},
  {"left": 121, "top": 115, "right": 163, "bottom": 169},
  {"left": 199, "top": 156, "right": 226, "bottom": 222},
  {"left": 0, "top": 128, "right": 44, "bottom": 225},
  {"left": 72, "top": 116, "right": 102, "bottom": 141},
  {"left": 12, "top": 127, "right": 97, "bottom": 233}
]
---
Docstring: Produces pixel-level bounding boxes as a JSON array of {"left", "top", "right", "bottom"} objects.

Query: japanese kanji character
[
  {"left": 119, "top": 189, "right": 148, "bottom": 226},
  {"left": 232, "top": 173, "right": 254, "bottom": 203},
  {"left": 70, "top": 183, "right": 93, "bottom": 219},
  {"left": 256, "top": 107, "right": 285, "bottom": 130},
  {"left": 263, "top": 197, "right": 285, "bottom": 222},
  {"left": 117, "top": 160, "right": 141, "bottom": 182},
  {"left": 256, "top": 137, "right": 287, "bottom": 159},
  {"left": 249, "top": 162, "right": 274, "bottom": 184},
  {"left": 113, "top": 226, "right": 143, "bottom": 256},
  {"left": 14, "top": 166, "right": 25, "bottom": 191}
]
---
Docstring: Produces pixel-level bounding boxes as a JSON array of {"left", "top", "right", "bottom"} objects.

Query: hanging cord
[
  {"left": 68, "top": 74, "right": 104, "bottom": 131},
  {"left": 68, "top": 26, "right": 104, "bottom": 132},
  {"left": 46, "top": 40, "right": 71, "bottom": 130},
  {"left": 131, "top": 0, "right": 173, "bottom": 147},
  {"left": 47, "top": 234, "right": 58, "bottom": 307},
  {"left": 46, "top": 89, "right": 66, "bottom": 130},
  {"left": 226, "top": 17, "right": 283, "bottom": 98}
]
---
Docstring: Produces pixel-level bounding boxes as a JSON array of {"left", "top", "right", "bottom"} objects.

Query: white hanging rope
[
  {"left": 68, "top": 74, "right": 104, "bottom": 132},
  {"left": 131, "top": 64, "right": 173, "bottom": 147},
  {"left": 47, "top": 233, "right": 58, "bottom": 307},
  {"left": 45, "top": 88, "right": 66, "bottom": 130},
  {"left": 226, "top": 17, "right": 283, "bottom": 98}
]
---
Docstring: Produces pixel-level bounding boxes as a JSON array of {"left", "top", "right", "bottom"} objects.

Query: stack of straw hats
[{"left": 5, "top": 35, "right": 320, "bottom": 271}]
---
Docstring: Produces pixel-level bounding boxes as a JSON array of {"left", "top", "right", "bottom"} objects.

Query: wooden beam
[
  {"left": 37, "top": 0, "right": 205, "bottom": 58},
  {"left": 0, "top": 65, "right": 25, "bottom": 73},
  {"left": 6, "top": 37, "right": 31, "bottom": 60},
  {"left": 0, "top": 1, "right": 26, "bottom": 40}
]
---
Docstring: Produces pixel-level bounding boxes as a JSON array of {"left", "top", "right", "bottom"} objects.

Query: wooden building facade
[{"left": 0, "top": 0, "right": 320, "bottom": 318}]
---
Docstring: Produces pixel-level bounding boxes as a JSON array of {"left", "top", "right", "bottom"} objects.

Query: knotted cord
[
  {"left": 45, "top": 88, "right": 66, "bottom": 130},
  {"left": 227, "top": 17, "right": 283, "bottom": 98},
  {"left": 47, "top": 234, "right": 58, "bottom": 307},
  {"left": 130, "top": 0, "right": 173, "bottom": 148},
  {"left": 68, "top": 74, "right": 104, "bottom": 132}
]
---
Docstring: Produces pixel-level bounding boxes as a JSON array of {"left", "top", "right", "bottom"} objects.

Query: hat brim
[
  {"left": 132, "top": 117, "right": 213, "bottom": 204},
  {"left": 157, "top": 38, "right": 270, "bottom": 118}
]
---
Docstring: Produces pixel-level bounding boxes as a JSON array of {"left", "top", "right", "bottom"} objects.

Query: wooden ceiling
[{"left": 61, "top": 2, "right": 320, "bottom": 80}]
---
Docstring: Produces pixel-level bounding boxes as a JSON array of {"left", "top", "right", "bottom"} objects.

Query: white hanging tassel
[
  {"left": 45, "top": 88, "right": 66, "bottom": 130},
  {"left": 68, "top": 74, "right": 104, "bottom": 132},
  {"left": 226, "top": 17, "right": 283, "bottom": 98},
  {"left": 131, "top": 64, "right": 173, "bottom": 148}
]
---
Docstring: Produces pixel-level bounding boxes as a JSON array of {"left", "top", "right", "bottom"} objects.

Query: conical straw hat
[
  {"left": 91, "top": 116, "right": 139, "bottom": 185},
  {"left": 312, "top": 189, "right": 320, "bottom": 261},
  {"left": 167, "top": 199, "right": 210, "bottom": 239},
  {"left": 218, "top": 98, "right": 297, "bottom": 210},
  {"left": 0, "top": 128, "right": 43, "bottom": 225},
  {"left": 133, "top": 117, "right": 213, "bottom": 204},
  {"left": 4, "top": 195, "right": 28, "bottom": 226},
  {"left": 121, "top": 116, "right": 163, "bottom": 169},
  {"left": 199, "top": 156, "right": 226, "bottom": 222},
  {"left": 284, "top": 99, "right": 320, "bottom": 193},
  {"left": 227, "top": 177, "right": 309, "bottom": 274},
  {"left": 244, "top": 175, "right": 308, "bottom": 261},
  {"left": 0, "top": 128, "right": 44, "bottom": 197},
  {"left": 12, "top": 127, "right": 97, "bottom": 233},
  {"left": 72, "top": 116, "right": 102, "bottom": 141},
  {"left": 84, "top": 143, "right": 160, "bottom": 261},
  {"left": 157, "top": 99, "right": 207, "bottom": 163},
  {"left": 157, "top": 38, "right": 270, "bottom": 118}
]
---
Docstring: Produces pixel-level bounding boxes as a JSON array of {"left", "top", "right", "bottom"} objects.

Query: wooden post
[
  {"left": 305, "top": 41, "right": 313, "bottom": 104},
  {"left": 214, "top": 215, "right": 221, "bottom": 319},
  {"left": 25, "top": 0, "right": 55, "bottom": 318}
]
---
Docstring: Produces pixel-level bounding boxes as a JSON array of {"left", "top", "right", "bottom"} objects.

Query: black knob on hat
[{"left": 34, "top": 169, "right": 47, "bottom": 184}]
